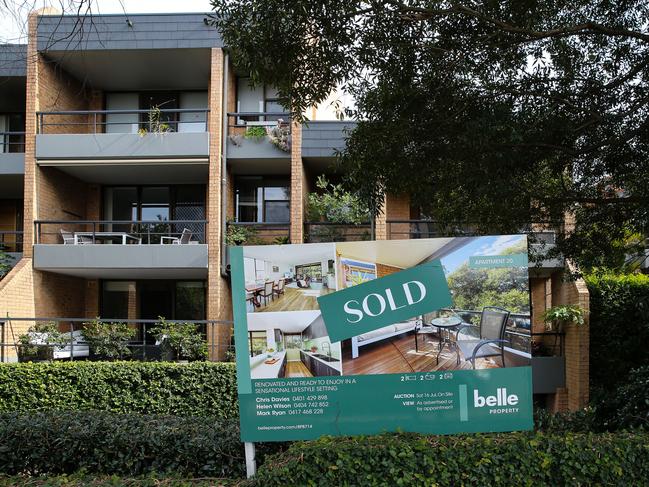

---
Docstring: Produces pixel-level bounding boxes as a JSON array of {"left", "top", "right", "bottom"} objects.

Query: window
[
  {"left": 236, "top": 79, "right": 286, "bottom": 122},
  {"left": 0, "top": 113, "right": 25, "bottom": 153},
  {"left": 235, "top": 177, "right": 290, "bottom": 223},
  {"left": 295, "top": 263, "right": 323, "bottom": 282},
  {"left": 249, "top": 331, "right": 267, "bottom": 357}
]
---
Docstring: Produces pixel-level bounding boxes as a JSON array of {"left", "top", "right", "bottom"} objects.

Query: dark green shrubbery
[
  {"left": 585, "top": 272, "right": 649, "bottom": 390},
  {"left": 595, "top": 365, "right": 649, "bottom": 431},
  {"left": 249, "top": 431, "right": 649, "bottom": 487},
  {"left": 0, "top": 362, "right": 237, "bottom": 418},
  {"left": 0, "top": 412, "right": 243, "bottom": 478}
]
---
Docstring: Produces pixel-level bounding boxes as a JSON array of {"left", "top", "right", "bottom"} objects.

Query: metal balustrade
[
  {"left": 0, "top": 317, "right": 233, "bottom": 363},
  {"left": 0, "top": 131, "right": 25, "bottom": 153},
  {"left": 34, "top": 220, "right": 208, "bottom": 245},
  {"left": 36, "top": 109, "right": 210, "bottom": 134},
  {"left": 304, "top": 222, "right": 372, "bottom": 243}
]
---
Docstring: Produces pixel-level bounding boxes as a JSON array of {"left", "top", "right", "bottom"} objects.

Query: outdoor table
[
  {"left": 430, "top": 316, "right": 463, "bottom": 364},
  {"left": 73, "top": 232, "right": 141, "bottom": 245}
]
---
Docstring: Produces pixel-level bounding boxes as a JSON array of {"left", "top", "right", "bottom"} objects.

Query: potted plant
[
  {"left": 17, "top": 322, "right": 70, "bottom": 362},
  {"left": 542, "top": 305, "right": 585, "bottom": 333},
  {"left": 151, "top": 317, "right": 208, "bottom": 362},
  {"left": 244, "top": 126, "right": 267, "bottom": 142},
  {"left": 310, "top": 345, "right": 318, "bottom": 353},
  {"left": 82, "top": 318, "right": 135, "bottom": 361},
  {"left": 266, "top": 347, "right": 275, "bottom": 358}
]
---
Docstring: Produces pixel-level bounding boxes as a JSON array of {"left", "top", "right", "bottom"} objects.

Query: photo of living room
[
  {"left": 246, "top": 310, "right": 343, "bottom": 379},
  {"left": 336, "top": 236, "right": 532, "bottom": 375},
  {"left": 243, "top": 243, "right": 337, "bottom": 313}
]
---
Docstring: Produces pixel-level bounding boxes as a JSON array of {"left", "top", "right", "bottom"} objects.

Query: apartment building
[{"left": 0, "top": 10, "right": 588, "bottom": 412}]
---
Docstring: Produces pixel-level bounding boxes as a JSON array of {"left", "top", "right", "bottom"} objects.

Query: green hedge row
[
  {"left": 585, "top": 272, "right": 649, "bottom": 390},
  {"left": 0, "top": 362, "right": 237, "bottom": 418},
  {"left": 0, "top": 412, "right": 244, "bottom": 478},
  {"left": 249, "top": 431, "right": 649, "bottom": 486},
  {"left": 0, "top": 474, "right": 237, "bottom": 487}
]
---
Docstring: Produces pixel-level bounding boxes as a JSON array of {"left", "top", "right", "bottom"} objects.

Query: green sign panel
[
  {"left": 231, "top": 236, "right": 534, "bottom": 443},
  {"left": 317, "top": 260, "right": 451, "bottom": 343},
  {"left": 469, "top": 253, "right": 528, "bottom": 268}
]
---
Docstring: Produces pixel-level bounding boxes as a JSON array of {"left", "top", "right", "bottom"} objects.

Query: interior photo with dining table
[{"left": 243, "top": 243, "right": 337, "bottom": 313}]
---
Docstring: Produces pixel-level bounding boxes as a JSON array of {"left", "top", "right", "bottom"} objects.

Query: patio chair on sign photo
[{"left": 455, "top": 306, "right": 510, "bottom": 369}]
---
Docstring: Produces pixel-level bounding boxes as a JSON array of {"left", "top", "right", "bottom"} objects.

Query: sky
[
  {"left": 1, "top": 0, "right": 214, "bottom": 43},
  {"left": 441, "top": 235, "right": 526, "bottom": 275}
]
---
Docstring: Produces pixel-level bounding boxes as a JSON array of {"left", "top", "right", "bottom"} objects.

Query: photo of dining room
[
  {"left": 243, "top": 243, "right": 337, "bottom": 313},
  {"left": 336, "top": 236, "right": 532, "bottom": 376},
  {"left": 246, "top": 310, "right": 343, "bottom": 379}
]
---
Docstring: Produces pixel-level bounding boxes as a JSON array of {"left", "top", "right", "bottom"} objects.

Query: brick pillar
[
  {"left": 375, "top": 199, "right": 387, "bottom": 240},
  {"left": 22, "top": 12, "right": 41, "bottom": 256},
  {"left": 206, "top": 48, "right": 229, "bottom": 360},
  {"left": 384, "top": 193, "right": 410, "bottom": 240},
  {"left": 290, "top": 121, "right": 303, "bottom": 243},
  {"left": 551, "top": 268, "right": 590, "bottom": 410}
]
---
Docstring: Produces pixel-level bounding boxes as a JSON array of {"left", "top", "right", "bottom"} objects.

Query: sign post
[{"left": 231, "top": 236, "right": 534, "bottom": 446}]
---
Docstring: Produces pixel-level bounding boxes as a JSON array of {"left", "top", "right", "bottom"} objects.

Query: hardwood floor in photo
[
  {"left": 342, "top": 332, "right": 499, "bottom": 375},
  {"left": 285, "top": 360, "right": 313, "bottom": 378},
  {"left": 255, "top": 286, "right": 333, "bottom": 312}
]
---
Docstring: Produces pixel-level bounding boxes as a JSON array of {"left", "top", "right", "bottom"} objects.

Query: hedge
[
  {"left": 0, "top": 362, "right": 237, "bottom": 418},
  {"left": 585, "top": 272, "right": 649, "bottom": 390},
  {"left": 0, "top": 474, "right": 237, "bottom": 486},
  {"left": 249, "top": 431, "right": 649, "bottom": 486}
]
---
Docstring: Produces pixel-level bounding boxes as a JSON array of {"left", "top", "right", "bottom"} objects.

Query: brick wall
[
  {"left": 290, "top": 121, "right": 304, "bottom": 243},
  {"left": 206, "top": 47, "right": 231, "bottom": 360},
  {"left": 551, "top": 268, "right": 590, "bottom": 411},
  {"left": 0, "top": 259, "right": 36, "bottom": 361}
]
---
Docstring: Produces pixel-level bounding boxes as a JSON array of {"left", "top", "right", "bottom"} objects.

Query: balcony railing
[
  {"left": 0, "top": 132, "right": 26, "bottom": 153},
  {"left": 34, "top": 220, "right": 207, "bottom": 245},
  {"left": 227, "top": 112, "right": 292, "bottom": 153},
  {"left": 0, "top": 317, "right": 233, "bottom": 363},
  {"left": 36, "top": 109, "right": 210, "bottom": 135},
  {"left": 226, "top": 222, "right": 290, "bottom": 246},
  {"left": 0, "top": 230, "right": 24, "bottom": 253},
  {"left": 304, "top": 222, "right": 372, "bottom": 243},
  {"left": 387, "top": 219, "right": 560, "bottom": 242}
]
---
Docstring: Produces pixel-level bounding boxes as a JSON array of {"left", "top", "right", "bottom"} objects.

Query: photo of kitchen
[
  {"left": 336, "top": 236, "right": 532, "bottom": 375},
  {"left": 246, "top": 310, "right": 343, "bottom": 379},
  {"left": 243, "top": 243, "right": 337, "bottom": 313}
]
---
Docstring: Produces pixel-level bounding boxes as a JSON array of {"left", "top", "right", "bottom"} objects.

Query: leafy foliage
[
  {"left": 542, "top": 305, "right": 585, "bottom": 331},
  {"left": 0, "top": 246, "right": 10, "bottom": 278},
  {"left": 306, "top": 175, "right": 370, "bottom": 224},
  {"left": 212, "top": 0, "right": 649, "bottom": 272},
  {"left": 82, "top": 319, "right": 135, "bottom": 360},
  {"left": 585, "top": 272, "right": 649, "bottom": 390},
  {"left": 250, "top": 431, "right": 649, "bottom": 486},
  {"left": 225, "top": 221, "right": 257, "bottom": 246},
  {"left": 0, "top": 362, "right": 238, "bottom": 418},
  {"left": 0, "top": 473, "right": 239, "bottom": 486},
  {"left": 600, "top": 366, "right": 649, "bottom": 431},
  {"left": 0, "top": 412, "right": 244, "bottom": 478},
  {"left": 17, "top": 322, "right": 71, "bottom": 363},
  {"left": 446, "top": 242, "right": 529, "bottom": 313},
  {"left": 244, "top": 126, "right": 266, "bottom": 139},
  {"left": 150, "top": 318, "right": 208, "bottom": 362}
]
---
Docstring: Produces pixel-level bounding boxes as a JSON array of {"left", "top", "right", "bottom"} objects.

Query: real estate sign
[{"left": 231, "top": 236, "right": 534, "bottom": 442}]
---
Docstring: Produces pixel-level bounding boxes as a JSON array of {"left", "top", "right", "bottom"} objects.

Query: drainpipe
[{"left": 221, "top": 52, "right": 230, "bottom": 278}]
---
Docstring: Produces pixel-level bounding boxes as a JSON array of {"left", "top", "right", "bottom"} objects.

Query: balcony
[
  {"left": 0, "top": 132, "right": 25, "bottom": 175},
  {"left": 226, "top": 222, "right": 290, "bottom": 246},
  {"left": 0, "top": 317, "right": 231, "bottom": 363},
  {"left": 34, "top": 110, "right": 210, "bottom": 182},
  {"left": 226, "top": 112, "right": 291, "bottom": 170},
  {"left": 304, "top": 222, "right": 372, "bottom": 243},
  {"left": 33, "top": 220, "right": 208, "bottom": 279}
]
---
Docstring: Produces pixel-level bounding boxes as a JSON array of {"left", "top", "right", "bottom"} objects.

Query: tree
[{"left": 212, "top": 1, "right": 649, "bottom": 273}]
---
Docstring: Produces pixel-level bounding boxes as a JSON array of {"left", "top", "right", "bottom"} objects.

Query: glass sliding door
[{"left": 235, "top": 177, "right": 289, "bottom": 223}]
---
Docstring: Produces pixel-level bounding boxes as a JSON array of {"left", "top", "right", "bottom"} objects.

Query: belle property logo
[{"left": 473, "top": 387, "right": 520, "bottom": 414}]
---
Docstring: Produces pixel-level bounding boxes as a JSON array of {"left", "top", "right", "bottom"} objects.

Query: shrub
[
  {"left": 17, "top": 322, "right": 71, "bottom": 363},
  {"left": 150, "top": 318, "right": 208, "bottom": 361},
  {"left": 82, "top": 319, "right": 135, "bottom": 360},
  {"left": 0, "top": 412, "right": 244, "bottom": 478},
  {"left": 0, "top": 362, "right": 237, "bottom": 418},
  {"left": 585, "top": 272, "right": 649, "bottom": 390},
  {"left": 596, "top": 365, "right": 649, "bottom": 431},
  {"left": 249, "top": 431, "right": 649, "bottom": 486}
]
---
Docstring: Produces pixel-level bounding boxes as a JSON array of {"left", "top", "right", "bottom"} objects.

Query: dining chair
[
  {"left": 261, "top": 281, "right": 274, "bottom": 306},
  {"left": 273, "top": 278, "right": 285, "bottom": 298}
]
